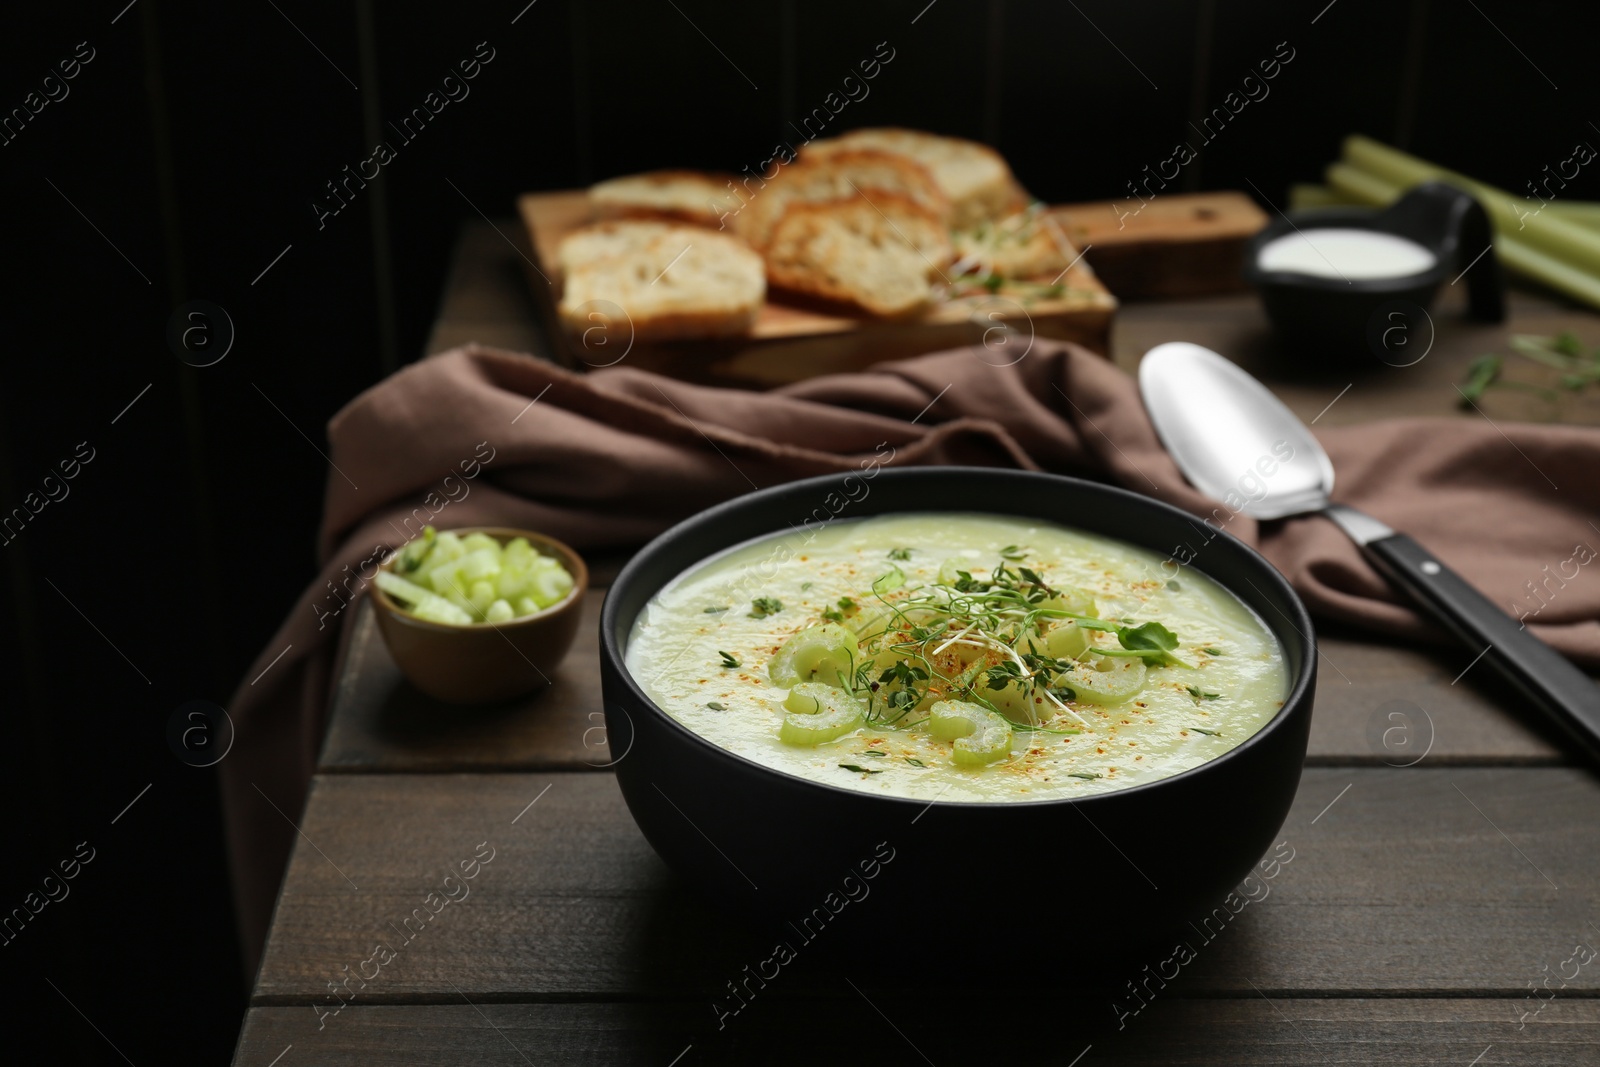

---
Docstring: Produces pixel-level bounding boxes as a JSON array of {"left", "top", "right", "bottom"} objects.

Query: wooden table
[{"left": 232, "top": 222, "right": 1600, "bottom": 1064}]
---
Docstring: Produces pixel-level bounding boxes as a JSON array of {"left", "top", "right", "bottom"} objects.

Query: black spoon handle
[{"left": 1361, "top": 532, "right": 1600, "bottom": 765}]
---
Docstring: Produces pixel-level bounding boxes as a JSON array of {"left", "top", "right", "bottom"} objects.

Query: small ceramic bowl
[
  {"left": 371, "top": 527, "right": 588, "bottom": 704},
  {"left": 1243, "top": 180, "right": 1505, "bottom": 364}
]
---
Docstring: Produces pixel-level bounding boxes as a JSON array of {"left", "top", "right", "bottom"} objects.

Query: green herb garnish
[
  {"left": 1202, "top": 647, "right": 1223, "bottom": 656},
  {"left": 1067, "top": 772, "right": 1103, "bottom": 780},
  {"left": 704, "top": 605, "right": 728, "bottom": 614},
  {"left": 838, "top": 763, "right": 884, "bottom": 775},
  {"left": 717, "top": 650, "right": 740, "bottom": 669},
  {"left": 1166, "top": 579, "right": 1182, "bottom": 591},
  {"left": 888, "top": 547, "right": 913, "bottom": 561},
  {"left": 1191, "top": 727, "right": 1222, "bottom": 736},
  {"left": 1457, "top": 333, "right": 1600, "bottom": 414},
  {"left": 784, "top": 550, "right": 1183, "bottom": 740},
  {"left": 905, "top": 757, "right": 926, "bottom": 767},
  {"left": 706, "top": 701, "right": 726, "bottom": 711},
  {"left": 1086, "top": 620, "right": 1191, "bottom": 666},
  {"left": 1185, "top": 685, "right": 1220, "bottom": 703},
  {"left": 1459, "top": 354, "right": 1503, "bottom": 403},
  {"left": 749, "top": 597, "right": 783, "bottom": 618},
  {"left": 860, "top": 749, "right": 887, "bottom": 758}
]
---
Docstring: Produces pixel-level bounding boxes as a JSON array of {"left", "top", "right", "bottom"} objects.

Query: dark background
[{"left": 1, "top": 0, "right": 1595, "bottom": 1062}]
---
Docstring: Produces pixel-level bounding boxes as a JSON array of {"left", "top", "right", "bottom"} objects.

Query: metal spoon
[{"left": 1139, "top": 341, "right": 1600, "bottom": 765}]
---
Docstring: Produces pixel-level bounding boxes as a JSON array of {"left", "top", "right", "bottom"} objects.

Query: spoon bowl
[{"left": 1140, "top": 342, "right": 1334, "bottom": 520}]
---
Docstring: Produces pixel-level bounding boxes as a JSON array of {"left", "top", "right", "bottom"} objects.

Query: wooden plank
[
  {"left": 1111, "top": 288, "right": 1600, "bottom": 428},
  {"left": 319, "top": 592, "right": 608, "bottom": 773},
  {"left": 253, "top": 768, "right": 1600, "bottom": 1001},
  {"left": 424, "top": 222, "right": 554, "bottom": 359},
  {"left": 1055, "top": 192, "right": 1269, "bottom": 299},
  {"left": 1307, "top": 633, "right": 1562, "bottom": 765},
  {"left": 235, "top": 998, "right": 1600, "bottom": 1065}
]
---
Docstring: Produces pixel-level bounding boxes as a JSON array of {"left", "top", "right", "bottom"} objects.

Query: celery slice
[
  {"left": 394, "top": 526, "right": 437, "bottom": 574},
  {"left": 779, "top": 683, "right": 865, "bottom": 746},
  {"left": 485, "top": 598, "right": 515, "bottom": 623},
  {"left": 1057, "top": 653, "right": 1145, "bottom": 705},
  {"left": 1041, "top": 619, "right": 1089, "bottom": 660},
  {"left": 461, "top": 531, "right": 499, "bottom": 555},
  {"left": 1038, "top": 586, "right": 1096, "bottom": 619},
  {"left": 768, "top": 623, "right": 859, "bottom": 688},
  {"left": 427, "top": 531, "right": 466, "bottom": 569},
  {"left": 427, "top": 547, "right": 498, "bottom": 596},
  {"left": 375, "top": 571, "right": 474, "bottom": 625},
  {"left": 531, "top": 567, "right": 574, "bottom": 607},
  {"left": 469, "top": 580, "right": 497, "bottom": 617},
  {"left": 928, "top": 699, "right": 1012, "bottom": 765}
]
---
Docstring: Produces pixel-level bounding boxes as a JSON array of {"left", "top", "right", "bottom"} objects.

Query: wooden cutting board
[
  {"left": 1054, "top": 191, "right": 1269, "bottom": 300},
  {"left": 516, "top": 189, "right": 1263, "bottom": 387}
]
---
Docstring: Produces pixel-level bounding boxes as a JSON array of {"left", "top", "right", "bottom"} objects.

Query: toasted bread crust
[
  {"left": 803, "top": 128, "right": 1023, "bottom": 228},
  {"left": 763, "top": 193, "right": 953, "bottom": 317},
  {"left": 733, "top": 150, "right": 949, "bottom": 250},
  {"left": 588, "top": 170, "right": 742, "bottom": 229}
]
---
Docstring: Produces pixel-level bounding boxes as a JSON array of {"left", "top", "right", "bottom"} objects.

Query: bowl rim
[
  {"left": 372, "top": 525, "right": 588, "bottom": 632},
  {"left": 600, "top": 466, "right": 1317, "bottom": 812}
]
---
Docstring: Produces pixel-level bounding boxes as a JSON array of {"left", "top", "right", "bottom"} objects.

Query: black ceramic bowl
[
  {"left": 599, "top": 468, "right": 1316, "bottom": 959},
  {"left": 1243, "top": 181, "right": 1504, "bottom": 365}
]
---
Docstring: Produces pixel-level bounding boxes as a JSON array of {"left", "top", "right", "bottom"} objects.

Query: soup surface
[{"left": 626, "top": 514, "right": 1288, "bottom": 802}]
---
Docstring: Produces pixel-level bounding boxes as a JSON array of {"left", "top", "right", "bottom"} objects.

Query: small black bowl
[
  {"left": 599, "top": 468, "right": 1316, "bottom": 961},
  {"left": 1243, "top": 181, "right": 1504, "bottom": 366}
]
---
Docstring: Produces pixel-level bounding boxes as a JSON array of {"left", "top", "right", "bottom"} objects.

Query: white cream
[{"left": 1257, "top": 228, "right": 1436, "bottom": 280}]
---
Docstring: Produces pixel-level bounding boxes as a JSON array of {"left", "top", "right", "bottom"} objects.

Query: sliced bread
[
  {"left": 952, "top": 208, "right": 1081, "bottom": 281},
  {"left": 803, "top": 128, "right": 1025, "bottom": 228},
  {"left": 734, "top": 150, "right": 949, "bottom": 250},
  {"left": 763, "top": 194, "right": 954, "bottom": 317},
  {"left": 555, "top": 219, "right": 678, "bottom": 277},
  {"left": 588, "top": 170, "right": 742, "bottom": 229},
  {"left": 557, "top": 222, "right": 764, "bottom": 342}
]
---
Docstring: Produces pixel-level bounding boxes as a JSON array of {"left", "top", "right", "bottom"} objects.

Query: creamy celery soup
[{"left": 625, "top": 514, "right": 1288, "bottom": 802}]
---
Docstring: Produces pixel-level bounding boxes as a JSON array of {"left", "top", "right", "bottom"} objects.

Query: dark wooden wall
[{"left": 1, "top": 1, "right": 1595, "bottom": 1062}]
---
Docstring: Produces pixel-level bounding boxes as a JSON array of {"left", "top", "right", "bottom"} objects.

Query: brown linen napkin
[{"left": 222, "top": 339, "right": 1600, "bottom": 973}]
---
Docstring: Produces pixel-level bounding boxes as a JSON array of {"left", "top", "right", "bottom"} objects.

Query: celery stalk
[{"left": 1342, "top": 136, "right": 1600, "bottom": 290}]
